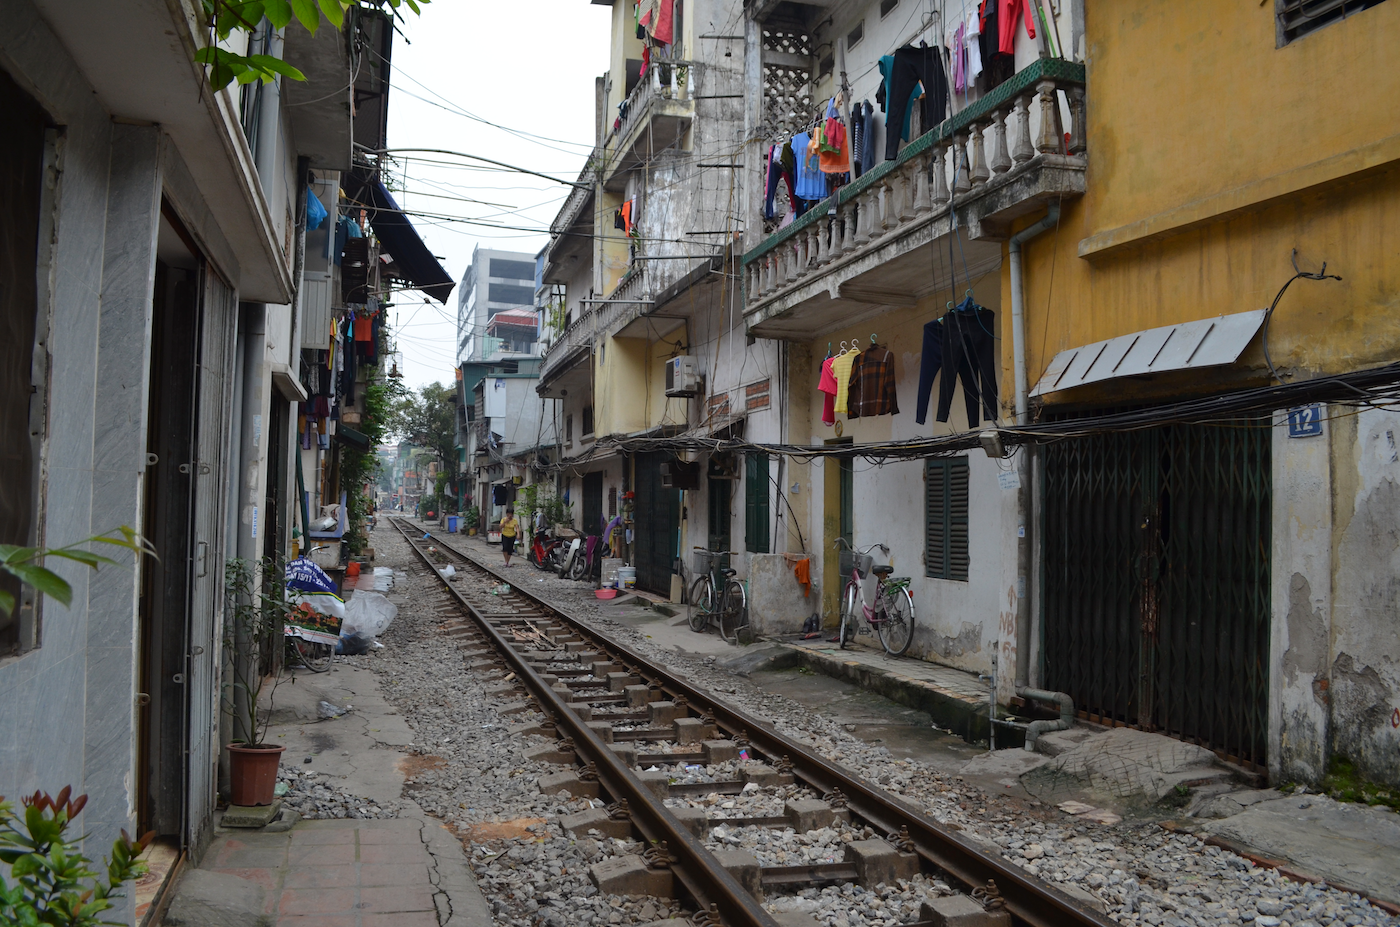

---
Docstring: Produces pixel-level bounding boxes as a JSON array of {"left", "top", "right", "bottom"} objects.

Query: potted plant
[
  {"left": 223, "top": 557, "right": 293, "bottom": 806},
  {"left": 464, "top": 505, "right": 480, "bottom": 536}
]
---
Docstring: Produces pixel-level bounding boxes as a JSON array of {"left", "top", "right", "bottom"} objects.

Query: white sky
[{"left": 379, "top": 1, "right": 611, "bottom": 390}]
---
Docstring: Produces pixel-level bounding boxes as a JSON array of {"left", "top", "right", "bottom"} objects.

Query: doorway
[
  {"left": 1041, "top": 420, "right": 1272, "bottom": 769},
  {"left": 633, "top": 452, "right": 680, "bottom": 595},
  {"left": 582, "top": 472, "right": 603, "bottom": 536}
]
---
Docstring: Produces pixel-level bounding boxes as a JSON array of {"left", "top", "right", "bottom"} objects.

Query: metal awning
[
  {"left": 344, "top": 168, "right": 455, "bottom": 303},
  {"left": 1031, "top": 309, "right": 1267, "bottom": 398}
]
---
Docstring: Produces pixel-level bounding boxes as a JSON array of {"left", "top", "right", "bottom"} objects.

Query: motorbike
[{"left": 528, "top": 527, "right": 567, "bottom": 572}]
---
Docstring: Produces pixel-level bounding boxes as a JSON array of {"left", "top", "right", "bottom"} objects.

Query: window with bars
[
  {"left": 566, "top": 414, "right": 573, "bottom": 443},
  {"left": 582, "top": 405, "right": 594, "bottom": 437},
  {"left": 745, "top": 453, "right": 770, "bottom": 554},
  {"left": 1277, "top": 0, "right": 1388, "bottom": 43},
  {"left": 925, "top": 458, "right": 969, "bottom": 581}
]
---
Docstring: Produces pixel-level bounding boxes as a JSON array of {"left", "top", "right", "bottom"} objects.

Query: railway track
[{"left": 388, "top": 516, "right": 1112, "bottom": 927}]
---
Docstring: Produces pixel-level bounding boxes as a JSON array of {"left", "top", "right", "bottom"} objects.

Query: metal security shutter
[
  {"left": 1042, "top": 420, "right": 1271, "bottom": 769},
  {"left": 745, "top": 452, "right": 770, "bottom": 553},
  {"left": 925, "top": 458, "right": 969, "bottom": 581}
]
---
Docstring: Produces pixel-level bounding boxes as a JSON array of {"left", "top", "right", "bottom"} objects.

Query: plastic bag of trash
[
  {"left": 317, "top": 700, "right": 350, "bottom": 719},
  {"left": 340, "top": 591, "right": 398, "bottom": 644},
  {"left": 437, "top": 565, "right": 455, "bottom": 580}
]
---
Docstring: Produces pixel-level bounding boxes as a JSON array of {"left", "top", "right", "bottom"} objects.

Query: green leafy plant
[
  {"left": 0, "top": 788, "right": 152, "bottom": 927},
  {"left": 196, "top": 0, "right": 430, "bottom": 92},
  {"left": 0, "top": 528, "right": 152, "bottom": 621},
  {"left": 224, "top": 557, "right": 297, "bottom": 745},
  {"left": 463, "top": 506, "right": 480, "bottom": 531}
]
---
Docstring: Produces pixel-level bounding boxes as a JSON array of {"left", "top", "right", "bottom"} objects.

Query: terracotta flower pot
[{"left": 227, "top": 743, "right": 286, "bottom": 806}]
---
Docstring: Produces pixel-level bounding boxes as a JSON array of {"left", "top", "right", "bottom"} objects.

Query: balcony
[
  {"left": 742, "top": 59, "right": 1085, "bottom": 339},
  {"left": 538, "top": 269, "right": 651, "bottom": 396},
  {"left": 602, "top": 61, "right": 695, "bottom": 192}
]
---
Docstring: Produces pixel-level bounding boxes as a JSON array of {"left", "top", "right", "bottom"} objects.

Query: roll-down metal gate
[{"left": 1042, "top": 420, "right": 1271, "bottom": 769}]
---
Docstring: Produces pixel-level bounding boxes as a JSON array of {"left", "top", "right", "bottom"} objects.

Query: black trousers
[{"left": 883, "top": 46, "right": 948, "bottom": 161}]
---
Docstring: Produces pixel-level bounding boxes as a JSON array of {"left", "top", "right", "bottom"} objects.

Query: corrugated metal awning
[{"left": 1031, "top": 309, "right": 1266, "bottom": 398}]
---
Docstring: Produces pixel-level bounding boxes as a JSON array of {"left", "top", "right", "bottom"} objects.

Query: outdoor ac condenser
[{"left": 665, "top": 355, "right": 700, "bottom": 397}]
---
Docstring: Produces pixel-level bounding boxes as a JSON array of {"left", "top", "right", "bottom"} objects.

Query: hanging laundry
[
  {"left": 764, "top": 145, "right": 797, "bottom": 219},
  {"left": 832, "top": 347, "right": 860, "bottom": 416},
  {"left": 791, "top": 131, "right": 827, "bottom": 201},
  {"left": 999, "top": 0, "right": 1036, "bottom": 55},
  {"left": 946, "top": 19, "right": 967, "bottom": 93},
  {"left": 875, "top": 45, "right": 948, "bottom": 161},
  {"left": 846, "top": 342, "right": 899, "bottom": 418},
  {"left": 353, "top": 311, "right": 373, "bottom": 342},
  {"left": 936, "top": 299, "right": 999, "bottom": 426},
  {"left": 914, "top": 317, "right": 945, "bottom": 425},
  {"left": 966, "top": 7, "right": 984, "bottom": 84},
  {"left": 818, "top": 355, "right": 838, "bottom": 426},
  {"left": 819, "top": 99, "right": 851, "bottom": 174},
  {"left": 652, "top": 0, "right": 675, "bottom": 45},
  {"left": 620, "top": 198, "right": 635, "bottom": 234}
]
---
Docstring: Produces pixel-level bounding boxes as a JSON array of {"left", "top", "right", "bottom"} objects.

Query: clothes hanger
[
  {"left": 838, "top": 340, "right": 848, "bottom": 355},
  {"left": 826, "top": 342, "right": 833, "bottom": 359},
  {"left": 870, "top": 333, "right": 878, "bottom": 345},
  {"left": 851, "top": 338, "right": 861, "bottom": 351}
]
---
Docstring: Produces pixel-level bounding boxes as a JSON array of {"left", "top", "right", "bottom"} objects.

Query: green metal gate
[
  {"left": 1042, "top": 420, "right": 1271, "bottom": 769},
  {"left": 634, "top": 453, "right": 680, "bottom": 596}
]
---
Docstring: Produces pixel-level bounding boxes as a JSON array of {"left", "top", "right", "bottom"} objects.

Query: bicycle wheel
[
  {"left": 719, "top": 579, "right": 747, "bottom": 643},
  {"left": 568, "top": 553, "right": 588, "bottom": 581},
  {"left": 289, "top": 636, "right": 333, "bottom": 673},
  {"left": 876, "top": 586, "right": 915, "bottom": 656},
  {"left": 838, "top": 583, "right": 859, "bottom": 649},
  {"left": 687, "top": 577, "right": 714, "bottom": 632}
]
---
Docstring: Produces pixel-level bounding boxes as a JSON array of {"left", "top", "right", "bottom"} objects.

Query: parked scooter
[
  {"left": 566, "top": 535, "right": 601, "bottom": 581},
  {"left": 557, "top": 538, "right": 583, "bottom": 579},
  {"left": 528, "top": 527, "right": 567, "bottom": 572}
]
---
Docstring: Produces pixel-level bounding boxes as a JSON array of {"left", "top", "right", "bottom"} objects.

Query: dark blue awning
[{"left": 346, "top": 168, "right": 455, "bottom": 304}]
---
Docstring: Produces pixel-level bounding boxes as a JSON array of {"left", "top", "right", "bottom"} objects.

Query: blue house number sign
[{"left": 1287, "top": 404, "right": 1324, "bottom": 438}]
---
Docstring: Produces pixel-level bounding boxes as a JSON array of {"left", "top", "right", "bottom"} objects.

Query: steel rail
[
  {"left": 406, "top": 520, "right": 1113, "bottom": 927},
  {"left": 389, "top": 518, "right": 780, "bottom": 927}
]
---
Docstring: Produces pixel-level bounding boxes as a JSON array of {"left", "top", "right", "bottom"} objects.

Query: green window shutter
[
  {"left": 745, "top": 453, "right": 770, "bottom": 553},
  {"left": 926, "top": 457, "right": 970, "bottom": 581}
]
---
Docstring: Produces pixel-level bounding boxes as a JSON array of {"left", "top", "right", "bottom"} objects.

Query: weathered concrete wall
[
  {"left": 748, "top": 553, "right": 814, "bottom": 636},
  {"left": 1329, "top": 407, "right": 1400, "bottom": 786},
  {"left": 1270, "top": 413, "right": 1334, "bottom": 784}
]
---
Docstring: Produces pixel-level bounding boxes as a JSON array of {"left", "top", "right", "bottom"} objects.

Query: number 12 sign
[{"left": 1287, "top": 404, "right": 1324, "bottom": 438}]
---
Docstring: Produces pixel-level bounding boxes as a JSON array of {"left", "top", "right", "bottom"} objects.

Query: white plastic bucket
[{"left": 618, "top": 566, "right": 637, "bottom": 589}]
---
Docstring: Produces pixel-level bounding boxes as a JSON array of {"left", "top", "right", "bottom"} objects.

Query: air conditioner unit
[
  {"left": 660, "top": 459, "right": 700, "bottom": 490},
  {"left": 665, "top": 355, "right": 700, "bottom": 397}
]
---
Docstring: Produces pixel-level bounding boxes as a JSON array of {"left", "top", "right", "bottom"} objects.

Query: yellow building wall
[
  {"left": 594, "top": 332, "right": 690, "bottom": 437},
  {"left": 1009, "top": 1, "right": 1400, "bottom": 403}
]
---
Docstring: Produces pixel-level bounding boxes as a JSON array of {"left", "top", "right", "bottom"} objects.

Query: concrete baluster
[
  {"left": 1035, "top": 80, "right": 1063, "bottom": 155},
  {"left": 969, "top": 123, "right": 990, "bottom": 187},
  {"left": 1067, "top": 86, "right": 1087, "bottom": 156},
  {"left": 1011, "top": 94, "right": 1035, "bottom": 165},
  {"left": 988, "top": 110, "right": 1013, "bottom": 175},
  {"left": 840, "top": 200, "right": 857, "bottom": 254},
  {"left": 853, "top": 190, "right": 873, "bottom": 247},
  {"left": 816, "top": 214, "right": 832, "bottom": 265},
  {"left": 952, "top": 134, "right": 972, "bottom": 196},
  {"left": 932, "top": 143, "right": 950, "bottom": 208},
  {"left": 914, "top": 151, "right": 932, "bottom": 212}
]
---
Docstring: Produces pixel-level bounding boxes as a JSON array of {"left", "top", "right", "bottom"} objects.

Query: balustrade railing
[
  {"left": 540, "top": 268, "right": 650, "bottom": 378},
  {"left": 612, "top": 59, "right": 695, "bottom": 143},
  {"left": 743, "top": 59, "right": 1085, "bottom": 308}
]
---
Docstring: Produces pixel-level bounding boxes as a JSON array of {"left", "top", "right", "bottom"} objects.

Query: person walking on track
[{"left": 499, "top": 505, "right": 520, "bottom": 567}]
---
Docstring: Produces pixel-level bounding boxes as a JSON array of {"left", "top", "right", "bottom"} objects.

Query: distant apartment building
[{"left": 455, "top": 246, "right": 540, "bottom": 363}]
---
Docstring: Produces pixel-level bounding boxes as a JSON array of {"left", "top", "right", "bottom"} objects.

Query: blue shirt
[{"left": 791, "top": 132, "right": 827, "bottom": 201}]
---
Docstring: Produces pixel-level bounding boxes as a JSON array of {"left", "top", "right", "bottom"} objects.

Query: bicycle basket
[
  {"left": 693, "top": 550, "right": 728, "bottom": 573},
  {"left": 838, "top": 549, "right": 873, "bottom": 576}
]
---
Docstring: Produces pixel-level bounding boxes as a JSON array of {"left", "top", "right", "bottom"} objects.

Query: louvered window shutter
[{"left": 925, "top": 458, "right": 969, "bottom": 581}]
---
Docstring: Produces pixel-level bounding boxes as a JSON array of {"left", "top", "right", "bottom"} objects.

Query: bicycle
[
  {"left": 687, "top": 548, "right": 748, "bottom": 643},
  {"left": 834, "top": 537, "right": 915, "bottom": 656},
  {"left": 283, "top": 546, "right": 337, "bottom": 673}
]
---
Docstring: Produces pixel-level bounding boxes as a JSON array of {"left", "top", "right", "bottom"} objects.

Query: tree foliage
[
  {"left": 197, "top": 0, "right": 430, "bottom": 92},
  {"left": 392, "top": 382, "right": 459, "bottom": 490}
]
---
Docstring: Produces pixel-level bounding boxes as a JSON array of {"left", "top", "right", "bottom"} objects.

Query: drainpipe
[
  {"left": 233, "top": 20, "right": 284, "bottom": 743},
  {"left": 1017, "top": 686, "right": 1074, "bottom": 751},
  {"left": 1008, "top": 203, "right": 1059, "bottom": 694}
]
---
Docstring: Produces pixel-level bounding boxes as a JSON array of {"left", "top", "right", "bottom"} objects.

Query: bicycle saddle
[
  {"left": 721, "top": 568, "right": 738, "bottom": 577},
  {"left": 871, "top": 565, "right": 894, "bottom": 576}
]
